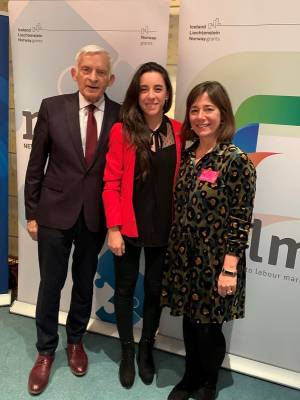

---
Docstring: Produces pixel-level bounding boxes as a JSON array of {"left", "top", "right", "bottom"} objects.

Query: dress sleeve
[
  {"left": 102, "top": 123, "right": 124, "bottom": 228},
  {"left": 225, "top": 152, "right": 256, "bottom": 258}
]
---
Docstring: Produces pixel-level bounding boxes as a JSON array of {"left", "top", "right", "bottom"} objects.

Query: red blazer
[{"left": 103, "top": 119, "right": 183, "bottom": 237}]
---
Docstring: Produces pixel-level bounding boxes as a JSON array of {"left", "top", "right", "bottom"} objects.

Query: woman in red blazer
[{"left": 103, "top": 62, "right": 183, "bottom": 389}]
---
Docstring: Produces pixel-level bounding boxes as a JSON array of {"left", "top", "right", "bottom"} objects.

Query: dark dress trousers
[{"left": 25, "top": 92, "right": 120, "bottom": 353}]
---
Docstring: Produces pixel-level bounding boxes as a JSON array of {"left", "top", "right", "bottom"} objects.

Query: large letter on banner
[
  {"left": 159, "top": 0, "right": 300, "bottom": 389},
  {"left": 9, "top": 0, "right": 169, "bottom": 338},
  {"left": 0, "top": 12, "right": 9, "bottom": 305}
]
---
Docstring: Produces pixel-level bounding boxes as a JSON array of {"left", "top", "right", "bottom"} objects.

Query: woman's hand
[
  {"left": 218, "top": 273, "right": 237, "bottom": 297},
  {"left": 107, "top": 227, "right": 125, "bottom": 256},
  {"left": 218, "top": 254, "right": 239, "bottom": 297}
]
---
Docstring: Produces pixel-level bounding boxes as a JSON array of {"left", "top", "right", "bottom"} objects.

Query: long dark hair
[
  {"left": 181, "top": 81, "right": 235, "bottom": 142},
  {"left": 121, "top": 62, "right": 173, "bottom": 178}
]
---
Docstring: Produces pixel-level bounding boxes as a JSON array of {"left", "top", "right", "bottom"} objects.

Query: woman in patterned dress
[
  {"left": 162, "top": 81, "right": 256, "bottom": 400},
  {"left": 102, "top": 62, "right": 183, "bottom": 389}
]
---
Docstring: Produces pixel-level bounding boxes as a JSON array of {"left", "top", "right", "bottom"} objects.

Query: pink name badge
[{"left": 198, "top": 168, "right": 219, "bottom": 183}]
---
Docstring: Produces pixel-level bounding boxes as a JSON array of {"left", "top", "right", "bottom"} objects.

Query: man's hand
[{"left": 27, "top": 219, "right": 38, "bottom": 241}]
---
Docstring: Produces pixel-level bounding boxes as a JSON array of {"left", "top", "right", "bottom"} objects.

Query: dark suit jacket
[{"left": 25, "top": 92, "right": 120, "bottom": 233}]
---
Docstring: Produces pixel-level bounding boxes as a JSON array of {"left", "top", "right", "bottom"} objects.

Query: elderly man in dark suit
[{"left": 25, "top": 44, "right": 120, "bottom": 395}]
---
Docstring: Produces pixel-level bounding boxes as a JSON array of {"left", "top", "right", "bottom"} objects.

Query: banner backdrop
[
  {"left": 9, "top": 0, "right": 169, "bottom": 328},
  {"left": 159, "top": 0, "right": 300, "bottom": 387},
  {"left": 0, "top": 12, "right": 9, "bottom": 300}
]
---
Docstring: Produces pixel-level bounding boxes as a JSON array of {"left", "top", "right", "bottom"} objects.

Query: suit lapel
[{"left": 65, "top": 92, "right": 86, "bottom": 169}]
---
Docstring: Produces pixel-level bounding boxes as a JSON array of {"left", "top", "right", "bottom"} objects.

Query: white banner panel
[
  {"left": 159, "top": 0, "right": 300, "bottom": 387},
  {"left": 9, "top": 0, "right": 169, "bottom": 329}
]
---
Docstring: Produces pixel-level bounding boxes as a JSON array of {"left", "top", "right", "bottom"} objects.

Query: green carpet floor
[{"left": 0, "top": 306, "right": 299, "bottom": 400}]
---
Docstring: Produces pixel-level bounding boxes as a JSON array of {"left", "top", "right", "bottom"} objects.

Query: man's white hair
[{"left": 75, "top": 44, "right": 113, "bottom": 74}]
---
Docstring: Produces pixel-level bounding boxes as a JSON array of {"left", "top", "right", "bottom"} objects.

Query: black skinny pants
[{"left": 113, "top": 241, "right": 166, "bottom": 342}]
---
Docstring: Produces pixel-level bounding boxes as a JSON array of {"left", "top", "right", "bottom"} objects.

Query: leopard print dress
[{"left": 161, "top": 141, "right": 256, "bottom": 323}]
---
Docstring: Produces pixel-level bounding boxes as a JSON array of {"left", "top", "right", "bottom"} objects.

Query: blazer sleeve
[
  {"left": 102, "top": 123, "right": 125, "bottom": 228},
  {"left": 24, "top": 99, "right": 50, "bottom": 220},
  {"left": 170, "top": 119, "right": 184, "bottom": 181}
]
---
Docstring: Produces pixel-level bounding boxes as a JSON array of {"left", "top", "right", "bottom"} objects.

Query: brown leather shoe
[
  {"left": 28, "top": 354, "right": 54, "bottom": 395},
  {"left": 67, "top": 342, "right": 88, "bottom": 376}
]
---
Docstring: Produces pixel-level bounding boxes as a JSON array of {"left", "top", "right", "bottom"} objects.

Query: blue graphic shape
[
  {"left": 95, "top": 250, "right": 144, "bottom": 325},
  {"left": 0, "top": 14, "right": 8, "bottom": 294},
  {"left": 233, "top": 123, "right": 259, "bottom": 153}
]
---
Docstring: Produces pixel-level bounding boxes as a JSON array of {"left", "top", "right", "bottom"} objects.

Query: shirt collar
[
  {"left": 188, "top": 140, "right": 230, "bottom": 157},
  {"left": 151, "top": 115, "right": 168, "bottom": 136},
  {"left": 78, "top": 92, "right": 105, "bottom": 111}
]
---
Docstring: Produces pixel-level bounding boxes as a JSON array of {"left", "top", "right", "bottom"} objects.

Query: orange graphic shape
[
  {"left": 253, "top": 213, "right": 300, "bottom": 227},
  {"left": 248, "top": 152, "right": 279, "bottom": 167}
]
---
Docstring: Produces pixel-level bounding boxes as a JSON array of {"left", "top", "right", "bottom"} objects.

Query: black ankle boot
[
  {"left": 119, "top": 342, "right": 135, "bottom": 388},
  {"left": 137, "top": 338, "right": 155, "bottom": 384},
  {"left": 167, "top": 372, "right": 199, "bottom": 400}
]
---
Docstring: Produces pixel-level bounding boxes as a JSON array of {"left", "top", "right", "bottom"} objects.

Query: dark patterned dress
[{"left": 161, "top": 141, "right": 256, "bottom": 323}]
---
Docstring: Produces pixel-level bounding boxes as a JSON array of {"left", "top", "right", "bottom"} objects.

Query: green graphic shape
[{"left": 235, "top": 95, "right": 300, "bottom": 129}]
